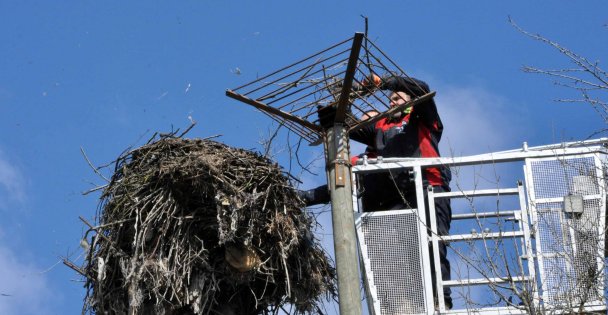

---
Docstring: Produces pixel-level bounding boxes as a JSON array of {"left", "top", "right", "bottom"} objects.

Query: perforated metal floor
[{"left": 359, "top": 211, "right": 427, "bottom": 314}]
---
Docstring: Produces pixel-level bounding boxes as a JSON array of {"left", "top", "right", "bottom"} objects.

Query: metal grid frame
[
  {"left": 524, "top": 153, "right": 607, "bottom": 309},
  {"left": 226, "top": 32, "right": 436, "bottom": 144}
]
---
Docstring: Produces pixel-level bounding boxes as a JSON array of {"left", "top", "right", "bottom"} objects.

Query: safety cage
[{"left": 353, "top": 139, "right": 608, "bottom": 315}]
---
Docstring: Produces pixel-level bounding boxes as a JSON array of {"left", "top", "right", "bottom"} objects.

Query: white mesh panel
[
  {"left": 536, "top": 203, "right": 570, "bottom": 254},
  {"left": 530, "top": 157, "right": 598, "bottom": 199},
  {"left": 542, "top": 256, "right": 575, "bottom": 302},
  {"left": 529, "top": 156, "right": 605, "bottom": 306},
  {"left": 571, "top": 199, "right": 603, "bottom": 302},
  {"left": 360, "top": 212, "right": 427, "bottom": 314}
]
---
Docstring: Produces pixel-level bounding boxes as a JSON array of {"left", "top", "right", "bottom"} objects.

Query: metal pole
[{"left": 326, "top": 123, "right": 362, "bottom": 315}]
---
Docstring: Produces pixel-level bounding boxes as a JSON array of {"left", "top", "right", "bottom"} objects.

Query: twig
[
  {"left": 201, "top": 134, "right": 223, "bottom": 140},
  {"left": 63, "top": 258, "right": 89, "bottom": 279},
  {"left": 80, "top": 147, "right": 110, "bottom": 182},
  {"left": 82, "top": 184, "right": 108, "bottom": 196},
  {"left": 178, "top": 121, "right": 197, "bottom": 138}
]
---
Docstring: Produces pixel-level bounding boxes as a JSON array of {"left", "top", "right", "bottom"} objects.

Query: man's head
[
  {"left": 388, "top": 91, "right": 412, "bottom": 119},
  {"left": 389, "top": 91, "right": 411, "bottom": 107}
]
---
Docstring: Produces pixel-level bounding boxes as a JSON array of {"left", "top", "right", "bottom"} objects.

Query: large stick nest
[{"left": 81, "top": 135, "right": 336, "bottom": 314}]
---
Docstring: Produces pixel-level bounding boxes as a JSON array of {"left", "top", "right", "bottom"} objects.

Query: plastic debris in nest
[{"left": 76, "top": 134, "right": 336, "bottom": 315}]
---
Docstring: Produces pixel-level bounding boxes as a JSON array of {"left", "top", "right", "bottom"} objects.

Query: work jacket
[{"left": 350, "top": 76, "right": 451, "bottom": 211}]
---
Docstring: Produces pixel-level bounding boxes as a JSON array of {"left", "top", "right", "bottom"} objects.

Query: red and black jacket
[{"left": 350, "top": 76, "right": 451, "bottom": 210}]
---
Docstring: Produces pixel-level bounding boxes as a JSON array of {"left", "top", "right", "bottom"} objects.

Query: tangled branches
[
  {"left": 509, "top": 17, "right": 608, "bottom": 136},
  {"left": 79, "top": 135, "right": 336, "bottom": 314}
]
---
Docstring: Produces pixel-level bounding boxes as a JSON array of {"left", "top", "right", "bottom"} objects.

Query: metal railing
[{"left": 352, "top": 139, "right": 608, "bottom": 314}]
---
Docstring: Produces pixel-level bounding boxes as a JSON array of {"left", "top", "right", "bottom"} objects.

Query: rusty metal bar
[
  {"left": 351, "top": 66, "right": 390, "bottom": 110},
  {"left": 345, "top": 97, "right": 370, "bottom": 117},
  {"left": 274, "top": 78, "right": 342, "bottom": 110},
  {"left": 287, "top": 92, "right": 338, "bottom": 117},
  {"left": 345, "top": 112, "right": 359, "bottom": 126},
  {"left": 353, "top": 84, "right": 391, "bottom": 112},
  {"left": 365, "top": 37, "right": 406, "bottom": 73},
  {"left": 362, "top": 48, "right": 393, "bottom": 74},
  {"left": 298, "top": 86, "right": 376, "bottom": 122},
  {"left": 233, "top": 37, "right": 353, "bottom": 92},
  {"left": 352, "top": 63, "right": 400, "bottom": 104},
  {"left": 365, "top": 37, "right": 429, "bottom": 94},
  {"left": 269, "top": 115, "right": 310, "bottom": 139},
  {"left": 355, "top": 53, "right": 419, "bottom": 100},
  {"left": 348, "top": 91, "right": 436, "bottom": 133},
  {"left": 226, "top": 90, "right": 322, "bottom": 134},
  {"left": 258, "top": 110, "right": 318, "bottom": 143},
  {"left": 265, "top": 68, "right": 346, "bottom": 106},
  {"left": 335, "top": 33, "right": 364, "bottom": 123},
  {"left": 350, "top": 93, "right": 384, "bottom": 117},
  {"left": 300, "top": 98, "right": 338, "bottom": 120},
  {"left": 360, "top": 52, "right": 422, "bottom": 97},
  {"left": 251, "top": 52, "right": 350, "bottom": 99},
  {"left": 299, "top": 128, "right": 320, "bottom": 143},
  {"left": 340, "top": 88, "right": 376, "bottom": 117},
  {"left": 355, "top": 57, "right": 389, "bottom": 80},
  {"left": 347, "top": 76, "right": 390, "bottom": 117},
  {"left": 258, "top": 109, "right": 318, "bottom": 143},
  {"left": 268, "top": 68, "right": 347, "bottom": 107}
]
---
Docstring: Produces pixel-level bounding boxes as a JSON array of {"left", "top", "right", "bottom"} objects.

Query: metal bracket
[{"left": 331, "top": 153, "right": 351, "bottom": 187}]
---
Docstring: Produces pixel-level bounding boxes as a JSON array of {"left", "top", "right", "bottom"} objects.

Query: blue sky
[{"left": 0, "top": 1, "right": 607, "bottom": 314}]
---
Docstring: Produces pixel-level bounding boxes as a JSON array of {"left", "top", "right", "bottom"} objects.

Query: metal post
[{"left": 326, "top": 124, "right": 362, "bottom": 315}]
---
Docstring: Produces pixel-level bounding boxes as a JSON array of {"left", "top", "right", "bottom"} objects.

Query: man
[
  {"left": 301, "top": 75, "right": 453, "bottom": 309},
  {"left": 350, "top": 110, "right": 379, "bottom": 165},
  {"left": 349, "top": 75, "right": 452, "bottom": 309}
]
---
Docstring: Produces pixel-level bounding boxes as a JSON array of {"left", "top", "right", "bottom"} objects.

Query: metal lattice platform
[{"left": 226, "top": 33, "right": 435, "bottom": 144}]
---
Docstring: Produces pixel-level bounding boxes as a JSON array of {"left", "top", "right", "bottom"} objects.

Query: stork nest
[{"left": 80, "top": 135, "right": 336, "bottom": 314}]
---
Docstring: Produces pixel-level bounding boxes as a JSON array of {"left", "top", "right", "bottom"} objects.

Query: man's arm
[
  {"left": 381, "top": 76, "right": 430, "bottom": 98},
  {"left": 349, "top": 122, "right": 376, "bottom": 147},
  {"left": 298, "top": 185, "right": 330, "bottom": 206}
]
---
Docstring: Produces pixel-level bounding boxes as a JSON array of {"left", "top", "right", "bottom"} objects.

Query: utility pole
[
  {"left": 325, "top": 123, "right": 362, "bottom": 315},
  {"left": 324, "top": 32, "right": 363, "bottom": 315}
]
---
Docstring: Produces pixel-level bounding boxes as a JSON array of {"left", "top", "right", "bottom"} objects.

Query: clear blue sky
[{"left": 0, "top": 1, "right": 607, "bottom": 314}]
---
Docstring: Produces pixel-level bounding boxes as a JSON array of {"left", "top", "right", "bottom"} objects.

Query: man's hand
[
  {"left": 362, "top": 74, "right": 382, "bottom": 88},
  {"left": 351, "top": 74, "right": 383, "bottom": 93},
  {"left": 333, "top": 74, "right": 382, "bottom": 94}
]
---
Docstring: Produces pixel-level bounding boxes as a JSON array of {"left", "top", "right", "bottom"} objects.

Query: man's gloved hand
[
  {"left": 296, "top": 189, "right": 312, "bottom": 204},
  {"left": 352, "top": 74, "right": 383, "bottom": 93},
  {"left": 362, "top": 74, "right": 382, "bottom": 88},
  {"left": 333, "top": 74, "right": 383, "bottom": 94},
  {"left": 317, "top": 105, "right": 336, "bottom": 129},
  {"left": 296, "top": 185, "right": 331, "bottom": 206}
]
